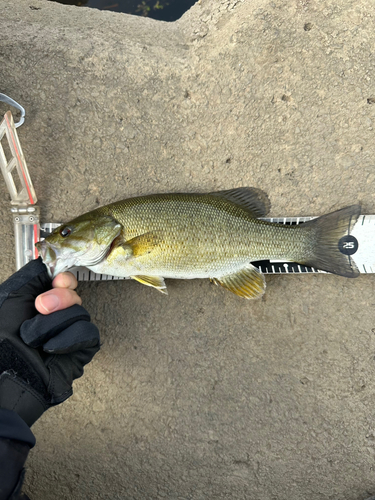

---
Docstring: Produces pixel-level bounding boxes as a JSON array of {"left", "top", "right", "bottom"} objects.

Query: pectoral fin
[
  {"left": 106, "top": 232, "right": 160, "bottom": 264},
  {"left": 212, "top": 264, "right": 266, "bottom": 299},
  {"left": 131, "top": 275, "right": 168, "bottom": 295},
  {"left": 125, "top": 232, "right": 160, "bottom": 257}
]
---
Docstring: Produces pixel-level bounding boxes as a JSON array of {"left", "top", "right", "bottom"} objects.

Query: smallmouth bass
[{"left": 36, "top": 188, "right": 361, "bottom": 299}]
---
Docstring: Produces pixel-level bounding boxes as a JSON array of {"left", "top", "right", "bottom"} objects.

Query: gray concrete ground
[{"left": 1, "top": 0, "right": 375, "bottom": 498}]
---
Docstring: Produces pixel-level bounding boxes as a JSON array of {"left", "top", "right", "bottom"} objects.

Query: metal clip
[
  {"left": 0, "top": 108, "right": 39, "bottom": 269},
  {"left": 0, "top": 94, "right": 25, "bottom": 128}
]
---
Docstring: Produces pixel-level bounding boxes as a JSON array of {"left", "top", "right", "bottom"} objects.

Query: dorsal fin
[{"left": 209, "top": 187, "right": 271, "bottom": 217}]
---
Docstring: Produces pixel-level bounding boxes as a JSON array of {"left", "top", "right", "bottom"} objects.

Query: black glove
[{"left": 0, "top": 258, "right": 100, "bottom": 427}]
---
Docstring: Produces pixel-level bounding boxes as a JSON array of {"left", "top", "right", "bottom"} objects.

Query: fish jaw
[
  {"left": 36, "top": 215, "right": 123, "bottom": 278},
  {"left": 36, "top": 239, "right": 81, "bottom": 278},
  {"left": 36, "top": 236, "right": 118, "bottom": 279}
]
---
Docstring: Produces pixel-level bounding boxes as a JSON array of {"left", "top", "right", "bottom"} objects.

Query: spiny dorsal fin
[
  {"left": 212, "top": 264, "right": 266, "bottom": 299},
  {"left": 210, "top": 187, "right": 271, "bottom": 217},
  {"left": 131, "top": 275, "right": 168, "bottom": 294}
]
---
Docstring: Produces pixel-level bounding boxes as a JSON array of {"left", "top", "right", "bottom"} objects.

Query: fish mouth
[
  {"left": 36, "top": 240, "right": 75, "bottom": 279},
  {"left": 45, "top": 258, "right": 72, "bottom": 279},
  {"left": 35, "top": 238, "right": 112, "bottom": 279}
]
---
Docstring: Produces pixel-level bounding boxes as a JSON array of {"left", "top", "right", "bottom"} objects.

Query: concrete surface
[{"left": 1, "top": 0, "right": 375, "bottom": 498}]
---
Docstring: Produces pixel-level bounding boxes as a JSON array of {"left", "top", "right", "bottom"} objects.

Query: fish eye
[{"left": 60, "top": 226, "right": 72, "bottom": 238}]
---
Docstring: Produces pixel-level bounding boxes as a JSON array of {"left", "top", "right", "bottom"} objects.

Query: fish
[{"left": 36, "top": 188, "right": 361, "bottom": 299}]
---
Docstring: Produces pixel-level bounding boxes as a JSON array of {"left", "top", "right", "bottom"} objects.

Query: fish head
[{"left": 36, "top": 213, "right": 122, "bottom": 278}]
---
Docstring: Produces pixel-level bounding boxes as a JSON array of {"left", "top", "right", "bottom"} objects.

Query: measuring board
[
  {"left": 1, "top": 104, "right": 373, "bottom": 280},
  {"left": 40, "top": 215, "right": 375, "bottom": 281}
]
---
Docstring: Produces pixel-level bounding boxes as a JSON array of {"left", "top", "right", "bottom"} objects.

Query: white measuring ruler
[
  {"left": 254, "top": 215, "right": 374, "bottom": 275},
  {"left": 1, "top": 102, "right": 373, "bottom": 280},
  {"left": 40, "top": 215, "right": 374, "bottom": 280}
]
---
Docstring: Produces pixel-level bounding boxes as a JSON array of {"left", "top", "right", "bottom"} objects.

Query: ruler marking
[{"left": 41, "top": 216, "right": 375, "bottom": 279}]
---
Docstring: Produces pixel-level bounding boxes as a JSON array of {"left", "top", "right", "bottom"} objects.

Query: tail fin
[{"left": 299, "top": 205, "right": 361, "bottom": 277}]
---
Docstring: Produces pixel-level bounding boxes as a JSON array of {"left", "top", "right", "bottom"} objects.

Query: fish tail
[{"left": 299, "top": 205, "right": 361, "bottom": 277}]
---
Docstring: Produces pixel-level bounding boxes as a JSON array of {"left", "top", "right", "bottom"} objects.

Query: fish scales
[
  {"left": 36, "top": 188, "right": 361, "bottom": 299},
  {"left": 95, "top": 194, "right": 310, "bottom": 278}
]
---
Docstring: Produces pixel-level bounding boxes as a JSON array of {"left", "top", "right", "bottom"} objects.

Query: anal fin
[
  {"left": 212, "top": 264, "right": 266, "bottom": 299},
  {"left": 131, "top": 275, "right": 168, "bottom": 295}
]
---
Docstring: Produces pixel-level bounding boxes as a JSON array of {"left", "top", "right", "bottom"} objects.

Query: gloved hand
[{"left": 0, "top": 258, "right": 100, "bottom": 427}]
